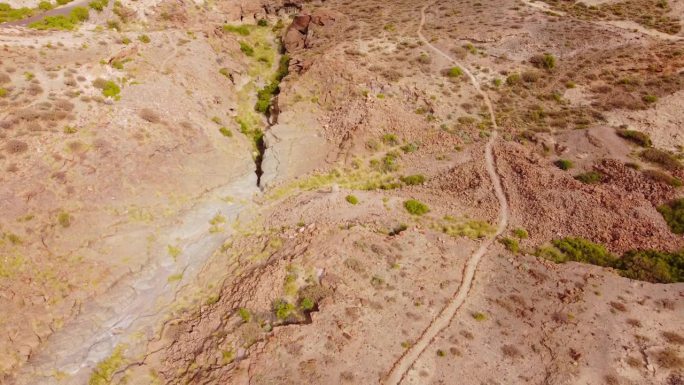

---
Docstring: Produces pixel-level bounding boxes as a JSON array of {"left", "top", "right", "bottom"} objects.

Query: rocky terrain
[{"left": 0, "top": 0, "right": 682, "bottom": 384}]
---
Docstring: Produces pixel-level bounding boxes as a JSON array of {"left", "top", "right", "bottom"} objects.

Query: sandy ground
[{"left": 1, "top": 0, "right": 683, "bottom": 384}]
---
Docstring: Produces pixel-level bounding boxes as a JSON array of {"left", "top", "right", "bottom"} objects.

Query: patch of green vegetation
[
  {"left": 447, "top": 66, "right": 463, "bottom": 78},
  {"left": 642, "top": 94, "right": 658, "bottom": 104},
  {"left": 28, "top": 6, "right": 89, "bottom": 30},
  {"left": 658, "top": 199, "right": 684, "bottom": 234},
  {"left": 345, "top": 195, "right": 359, "bottom": 205},
  {"left": 0, "top": 255, "right": 24, "bottom": 278},
  {"left": 300, "top": 297, "right": 314, "bottom": 311},
  {"left": 400, "top": 142, "right": 419, "bottom": 153},
  {"left": 57, "top": 212, "right": 71, "bottom": 228},
  {"left": 88, "top": 345, "right": 126, "bottom": 385},
  {"left": 138, "top": 34, "right": 150, "bottom": 43},
  {"left": 554, "top": 159, "right": 574, "bottom": 170},
  {"left": 404, "top": 199, "right": 429, "bottom": 215},
  {"left": 167, "top": 273, "right": 183, "bottom": 282},
  {"left": 167, "top": 245, "right": 181, "bottom": 259},
  {"left": 223, "top": 24, "right": 250, "bottom": 36},
  {"left": 239, "top": 41, "right": 255, "bottom": 56},
  {"left": 643, "top": 169, "right": 682, "bottom": 187},
  {"left": 472, "top": 312, "right": 487, "bottom": 321},
  {"left": 615, "top": 249, "right": 683, "bottom": 283},
  {"left": 400, "top": 174, "right": 426, "bottom": 186},
  {"left": 513, "top": 228, "right": 528, "bottom": 239},
  {"left": 219, "top": 127, "right": 233, "bottom": 137},
  {"left": 506, "top": 73, "right": 521, "bottom": 86},
  {"left": 38, "top": 1, "right": 53, "bottom": 11},
  {"left": 238, "top": 308, "right": 251, "bottom": 322},
  {"left": 257, "top": 18, "right": 268, "bottom": 27},
  {"left": 209, "top": 213, "right": 226, "bottom": 233},
  {"left": 273, "top": 299, "right": 295, "bottom": 320},
  {"left": 0, "top": 88, "right": 7, "bottom": 98},
  {"left": 441, "top": 216, "right": 495, "bottom": 239},
  {"left": 373, "top": 151, "right": 401, "bottom": 173},
  {"left": 547, "top": 237, "right": 617, "bottom": 266},
  {"left": 616, "top": 129, "right": 652, "bottom": 147},
  {"left": 640, "top": 148, "right": 682, "bottom": 171},
  {"left": 254, "top": 54, "right": 290, "bottom": 114},
  {"left": 531, "top": 53, "right": 556, "bottom": 70},
  {"left": 500, "top": 237, "right": 519, "bottom": 253},
  {"left": 101, "top": 80, "right": 120, "bottom": 99},
  {"left": 0, "top": 3, "right": 33, "bottom": 23},
  {"left": 574, "top": 171, "right": 604, "bottom": 184},
  {"left": 382, "top": 133, "right": 400, "bottom": 145},
  {"left": 540, "top": 237, "right": 683, "bottom": 283},
  {"left": 88, "top": 0, "right": 108, "bottom": 12}
]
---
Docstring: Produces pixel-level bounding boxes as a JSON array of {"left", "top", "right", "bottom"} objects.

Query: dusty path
[{"left": 382, "top": 3, "right": 510, "bottom": 384}]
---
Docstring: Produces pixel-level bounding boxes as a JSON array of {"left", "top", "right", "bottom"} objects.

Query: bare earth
[{"left": 0, "top": 0, "right": 683, "bottom": 384}]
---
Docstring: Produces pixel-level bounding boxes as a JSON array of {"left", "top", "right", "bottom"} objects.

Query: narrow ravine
[{"left": 382, "top": 2, "right": 510, "bottom": 384}]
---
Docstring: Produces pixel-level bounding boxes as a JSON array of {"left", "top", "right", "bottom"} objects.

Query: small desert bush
[
  {"left": 643, "top": 169, "right": 682, "bottom": 187},
  {"left": 400, "top": 174, "right": 425, "bottom": 186},
  {"left": 548, "top": 237, "right": 617, "bottom": 267},
  {"left": 640, "top": 148, "right": 682, "bottom": 171},
  {"left": 219, "top": 127, "right": 233, "bottom": 137},
  {"left": 28, "top": 6, "right": 89, "bottom": 30},
  {"left": 530, "top": 53, "right": 556, "bottom": 70},
  {"left": 138, "top": 34, "right": 150, "bottom": 43},
  {"left": 239, "top": 41, "right": 254, "bottom": 56},
  {"left": 404, "top": 199, "right": 429, "bottom": 215},
  {"left": 658, "top": 198, "right": 684, "bottom": 234},
  {"left": 554, "top": 159, "right": 573, "bottom": 170},
  {"left": 615, "top": 249, "right": 683, "bottom": 283},
  {"left": 223, "top": 24, "right": 250, "bottom": 36},
  {"left": 500, "top": 237, "right": 519, "bottom": 253},
  {"left": 574, "top": 171, "right": 604, "bottom": 184},
  {"left": 513, "top": 228, "right": 528, "bottom": 239},
  {"left": 616, "top": 129, "right": 652, "bottom": 147},
  {"left": 447, "top": 66, "right": 463, "bottom": 78},
  {"left": 88, "top": 0, "right": 108, "bottom": 12},
  {"left": 345, "top": 195, "right": 359, "bottom": 205}
]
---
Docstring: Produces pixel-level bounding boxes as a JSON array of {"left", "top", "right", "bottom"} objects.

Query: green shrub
[
  {"left": 56, "top": 0, "right": 72, "bottom": 4},
  {"left": 300, "top": 297, "right": 314, "bottom": 311},
  {"left": 404, "top": 199, "right": 429, "bottom": 215},
  {"left": 0, "top": 4, "right": 33, "bottom": 23},
  {"left": 382, "top": 133, "right": 399, "bottom": 145},
  {"left": 513, "top": 228, "right": 528, "bottom": 239},
  {"left": 616, "top": 129, "right": 652, "bottom": 147},
  {"left": 345, "top": 195, "right": 359, "bottom": 205},
  {"left": 447, "top": 66, "right": 463, "bottom": 78},
  {"left": 28, "top": 6, "right": 88, "bottom": 30},
  {"left": 400, "top": 142, "right": 419, "bottom": 153},
  {"left": 219, "top": 127, "right": 233, "bottom": 137},
  {"left": 138, "top": 34, "right": 150, "bottom": 43},
  {"left": 237, "top": 308, "right": 251, "bottom": 322},
  {"left": 554, "top": 159, "right": 574, "bottom": 170},
  {"left": 506, "top": 73, "right": 521, "bottom": 86},
  {"left": 500, "top": 237, "right": 519, "bottom": 253},
  {"left": 121, "top": 36, "right": 131, "bottom": 44},
  {"left": 0, "top": 88, "right": 7, "bottom": 98},
  {"left": 472, "top": 312, "right": 487, "bottom": 321},
  {"left": 643, "top": 169, "right": 682, "bottom": 187},
  {"left": 88, "top": 0, "right": 108, "bottom": 12},
  {"left": 273, "top": 299, "right": 295, "bottom": 320},
  {"left": 615, "top": 250, "right": 683, "bottom": 283},
  {"left": 58, "top": 212, "right": 71, "bottom": 227},
  {"left": 400, "top": 174, "right": 425, "bottom": 186},
  {"left": 223, "top": 24, "right": 250, "bottom": 36},
  {"left": 239, "top": 41, "right": 254, "bottom": 56},
  {"left": 574, "top": 171, "right": 604, "bottom": 184},
  {"left": 100, "top": 80, "right": 120, "bottom": 98},
  {"left": 642, "top": 94, "right": 658, "bottom": 104},
  {"left": 254, "top": 55, "right": 290, "bottom": 113},
  {"left": 658, "top": 199, "right": 684, "bottom": 234},
  {"left": 549, "top": 237, "right": 617, "bottom": 267},
  {"left": 257, "top": 19, "right": 268, "bottom": 27},
  {"left": 530, "top": 53, "right": 556, "bottom": 70},
  {"left": 38, "top": 1, "right": 53, "bottom": 11},
  {"left": 640, "top": 148, "right": 682, "bottom": 171}
]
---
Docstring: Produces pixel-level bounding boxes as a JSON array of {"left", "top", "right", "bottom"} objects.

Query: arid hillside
[{"left": 0, "top": 0, "right": 682, "bottom": 384}]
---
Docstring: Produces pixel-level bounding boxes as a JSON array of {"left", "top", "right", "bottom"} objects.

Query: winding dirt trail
[{"left": 382, "top": 3, "right": 510, "bottom": 384}]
